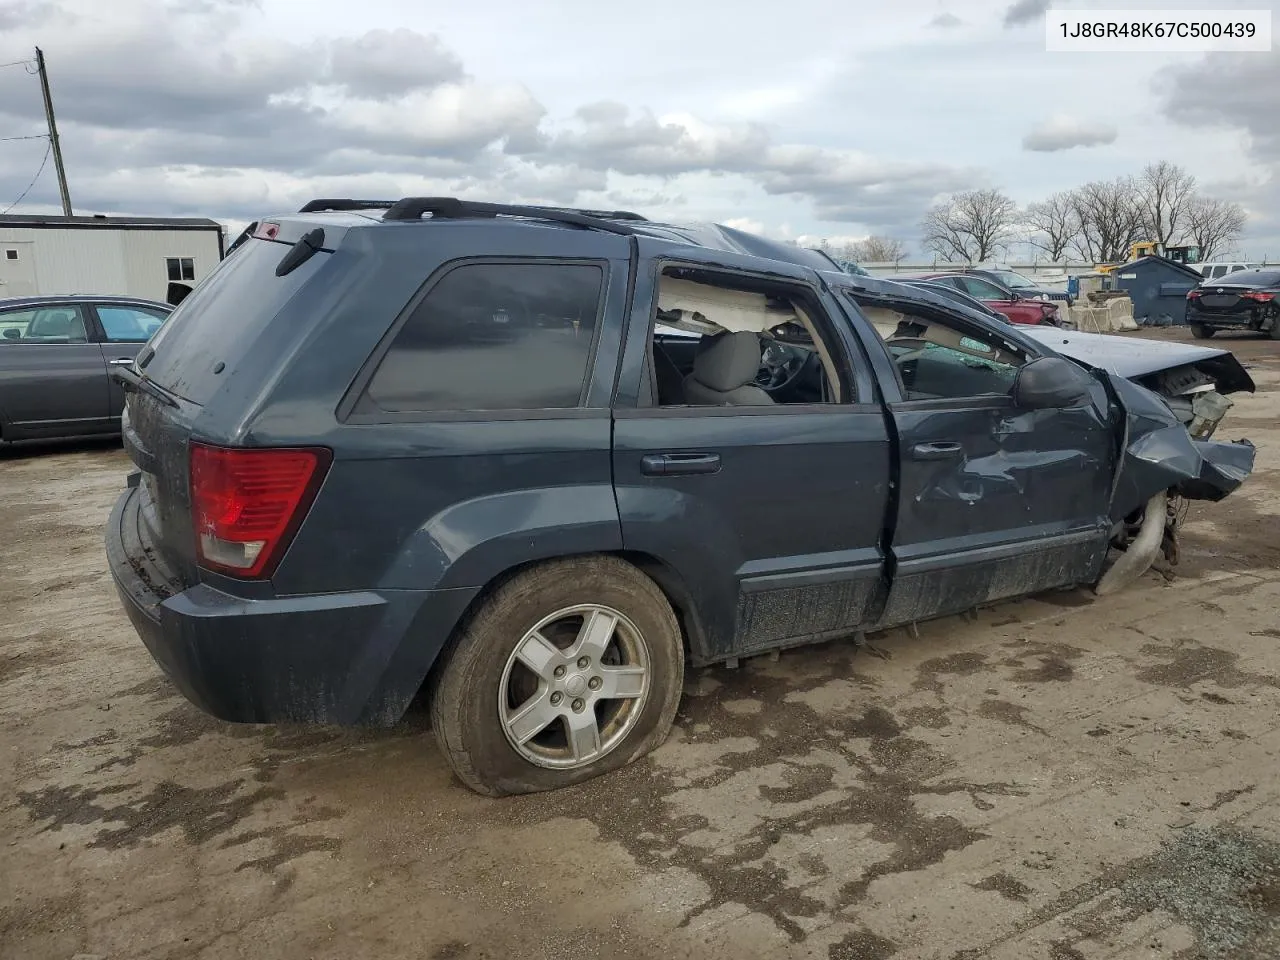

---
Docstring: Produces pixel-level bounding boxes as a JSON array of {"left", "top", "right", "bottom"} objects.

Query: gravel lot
[{"left": 3, "top": 328, "right": 1279, "bottom": 960}]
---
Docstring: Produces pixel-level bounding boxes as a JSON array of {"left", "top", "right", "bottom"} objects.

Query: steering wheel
[{"left": 756, "top": 341, "right": 806, "bottom": 393}]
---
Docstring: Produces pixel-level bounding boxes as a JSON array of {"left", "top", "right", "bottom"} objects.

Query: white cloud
[
  {"left": 1022, "top": 115, "right": 1119, "bottom": 153},
  {"left": 722, "top": 217, "right": 765, "bottom": 235}
]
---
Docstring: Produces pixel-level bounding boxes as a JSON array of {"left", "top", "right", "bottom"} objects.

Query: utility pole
[{"left": 34, "top": 47, "right": 72, "bottom": 216}]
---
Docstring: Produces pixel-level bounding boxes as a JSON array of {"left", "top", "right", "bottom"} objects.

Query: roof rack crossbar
[
  {"left": 298, "top": 199, "right": 398, "bottom": 213},
  {"left": 380, "top": 197, "right": 644, "bottom": 235}
]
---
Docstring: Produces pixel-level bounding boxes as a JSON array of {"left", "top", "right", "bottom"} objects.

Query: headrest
[{"left": 692, "top": 331, "right": 762, "bottom": 392}]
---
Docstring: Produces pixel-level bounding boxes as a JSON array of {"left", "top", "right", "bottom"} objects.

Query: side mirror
[
  {"left": 1012, "top": 356, "right": 1093, "bottom": 409},
  {"left": 166, "top": 282, "right": 193, "bottom": 307}
]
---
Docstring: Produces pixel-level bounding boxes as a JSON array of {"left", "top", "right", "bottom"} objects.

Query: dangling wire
[{"left": 2, "top": 139, "right": 53, "bottom": 214}]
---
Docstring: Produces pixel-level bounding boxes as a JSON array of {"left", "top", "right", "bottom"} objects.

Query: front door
[
  {"left": 0, "top": 303, "right": 111, "bottom": 438},
  {"left": 863, "top": 297, "right": 1115, "bottom": 628},
  {"left": 953, "top": 275, "right": 1036, "bottom": 324},
  {"left": 612, "top": 252, "right": 892, "bottom": 663}
]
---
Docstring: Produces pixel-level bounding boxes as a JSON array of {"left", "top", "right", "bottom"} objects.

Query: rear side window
[
  {"left": 141, "top": 238, "right": 331, "bottom": 404},
  {"left": 0, "top": 306, "right": 88, "bottom": 343},
  {"left": 360, "top": 262, "right": 604, "bottom": 413}
]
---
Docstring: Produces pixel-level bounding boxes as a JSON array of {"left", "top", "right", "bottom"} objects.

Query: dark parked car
[
  {"left": 106, "top": 199, "right": 1255, "bottom": 796},
  {"left": 892, "top": 278, "right": 1011, "bottom": 323},
  {"left": 897, "top": 272, "right": 1063, "bottom": 326},
  {"left": 1187, "top": 268, "right": 1280, "bottom": 339},
  {"left": 0, "top": 295, "right": 171, "bottom": 445},
  {"left": 955, "top": 267, "right": 1074, "bottom": 307}
]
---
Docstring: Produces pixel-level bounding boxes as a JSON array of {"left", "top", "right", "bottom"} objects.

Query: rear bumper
[
  {"left": 1187, "top": 307, "right": 1264, "bottom": 329},
  {"left": 106, "top": 484, "right": 477, "bottom": 726}
]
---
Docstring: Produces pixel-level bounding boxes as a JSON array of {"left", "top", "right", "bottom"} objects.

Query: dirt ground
[{"left": 3, "top": 327, "right": 1280, "bottom": 960}]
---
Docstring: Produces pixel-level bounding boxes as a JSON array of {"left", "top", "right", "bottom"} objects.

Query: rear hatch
[{"left": 121, "top": 231, "right": 336, "bottom": 586}]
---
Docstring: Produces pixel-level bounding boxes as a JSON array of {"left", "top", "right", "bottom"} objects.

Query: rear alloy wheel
[
  {"left": 430, "top": 557, "right": 684, "bottom": 796},
  {"left": 1190, "top": 323, "right": 1215, "bottom": 339}
]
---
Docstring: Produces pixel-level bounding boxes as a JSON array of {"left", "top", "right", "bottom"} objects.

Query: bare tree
[
  {"left": 1068, "top": 178, "right": 1145, "bottom": 263},
  {"left": 852, "top": 235, "right": 909, "bottom": 265},
  {"left": 1185, "top": 196, "right": 1247, "bottom": 260},
  {"left": 921, "top": 189, "right": 1018, "bottom": 262},
  {"left": 1023, "top": 192, "right": 1079, "bottom": 261},
  {"left": 1137, "top": 161, "right": 1197, "bottom": 246}
]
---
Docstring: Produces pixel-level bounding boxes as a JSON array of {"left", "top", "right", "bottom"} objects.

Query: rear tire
[
  {"left": 1269, "top": 317, "right": 1280, "bottom": 340},
  {"left": 430, "top": 556, "right": 684, "bottom": 796},
  {"left": 1190, "top": 323, "right": 1215, "bottom": 339}
]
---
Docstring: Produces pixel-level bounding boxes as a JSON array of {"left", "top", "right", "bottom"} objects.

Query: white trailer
[{"left": 0, "top": 213, "right": 223, "bottom": 302}]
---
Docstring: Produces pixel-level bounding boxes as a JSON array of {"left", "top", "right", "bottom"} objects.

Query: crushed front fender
[{"left": 1104, "top": 373, "right": 1256, "bottom": 520}]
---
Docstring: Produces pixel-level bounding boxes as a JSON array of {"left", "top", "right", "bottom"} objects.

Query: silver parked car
[{"left": 0, "top": 295, "right": 171, "bottom": 445}]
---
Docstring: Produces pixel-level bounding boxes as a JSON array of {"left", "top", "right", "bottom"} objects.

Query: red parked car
[{"left": 898, "top": 272, "right": 1062, "bottom": 325}]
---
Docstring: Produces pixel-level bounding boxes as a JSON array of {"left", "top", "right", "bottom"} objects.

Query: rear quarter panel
[{"left": 241, "top": 224, "right": 635, "bottom": 597}]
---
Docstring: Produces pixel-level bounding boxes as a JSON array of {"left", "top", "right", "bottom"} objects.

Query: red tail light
[
  {"left": 1187, "top": 290, "right": 1202, "bottom": 300},
  {"left": 189, "top": 443, "right": 331, "bottom": 578},
  {"left": 1244, "top": 291, "right": 1275, "bottom": 303}
]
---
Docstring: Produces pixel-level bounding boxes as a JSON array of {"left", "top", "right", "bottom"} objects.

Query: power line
[
  {"left": 0, "top": 58, "right": 36, "bottom": 71},
  {"left": 0, "top": 134, "right": 48, "bottom": 143},
  {"left": 2, "top": 139, "right": 52, "bottom": 215}
]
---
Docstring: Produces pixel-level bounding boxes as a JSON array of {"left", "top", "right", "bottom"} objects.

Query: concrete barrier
[{"left": 1071, "top": 297, "right": 1137, "bottom": 333}]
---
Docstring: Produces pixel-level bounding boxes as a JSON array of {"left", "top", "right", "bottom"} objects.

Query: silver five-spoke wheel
[{"left": 498, "top": 604, "right": 650, "bottom": 769}]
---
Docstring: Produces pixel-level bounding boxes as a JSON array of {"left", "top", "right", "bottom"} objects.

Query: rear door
[
  {"left": 841, "top": 290, "right": 1116, "bottom": 628},
  {"left": 612, "top": 244, "right": 892, "bottom": 663},
  {"left": 90, "top": 303, "right": 170, "bottom": 417},
  {"left": 0, "top": 303, "right": 110, "bottom": 438}
]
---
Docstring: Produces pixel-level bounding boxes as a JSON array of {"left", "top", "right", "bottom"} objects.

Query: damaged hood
[
  {"left": 1105, "top": 373, "right": 1256, "bottom": 519},
  {"left": 1023, "top": 327, "right": 1255, "bottom": 396}
]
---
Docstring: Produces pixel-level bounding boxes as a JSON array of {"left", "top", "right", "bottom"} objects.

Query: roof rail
[
  {"left": 380, "top": 197, "right": 645, "bottom": 236},
  {"left": 536, "top": 206, "right": 647, "bottom": 222},
  {"left": 298, "top": 199, "right": 398, "bottom": 213}
]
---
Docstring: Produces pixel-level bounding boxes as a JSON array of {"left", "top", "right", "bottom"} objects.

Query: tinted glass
[
  {"left": 0, "top": 306, "right": 88, "bottom": 343},
  {"left": 991, "top": 270, "right": 1034, "bottom": 289},
  {"left": 0, "top": 308, "right": 34, "bottom": 340},
  {"left": 99, "top": 306, "right": 167, "bottom": 342},
  {"left": 364, "top": 262, "right": 604, "bottom": 413},
  {"left": 959, "top": 277, "right": 1008, "bottom": 300},
  {"left": 143, "top": 238, "right": 333, "bottom": 404}
]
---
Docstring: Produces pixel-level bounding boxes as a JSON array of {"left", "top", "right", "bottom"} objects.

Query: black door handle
[
  {"left": 910, "top": 441, "right": 963, "bottom": 461},
  {"left": 641, "top": 453, "right": 722, "bottom": 477}
]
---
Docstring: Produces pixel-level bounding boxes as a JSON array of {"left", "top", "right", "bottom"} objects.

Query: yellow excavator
[{"left": 1095, "top": 241, "right": 1202, "bottom": 274}]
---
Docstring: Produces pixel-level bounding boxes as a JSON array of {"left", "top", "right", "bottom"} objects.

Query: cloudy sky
[{"left": 0, "top": 0, "right": 1277, "bottom": 257}]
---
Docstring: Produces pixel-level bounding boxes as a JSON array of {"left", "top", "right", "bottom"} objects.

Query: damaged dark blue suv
[{"left": 106, "top": 198, "right": 1256, "bottom": 796}]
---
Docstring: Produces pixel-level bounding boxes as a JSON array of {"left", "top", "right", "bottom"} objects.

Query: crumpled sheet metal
[
  {"left": 1107, "top": 374, "right": 1256, "bottom": 519},
  {"left": 914, "top": 447, "right": 1097, "bottom": 505}
]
